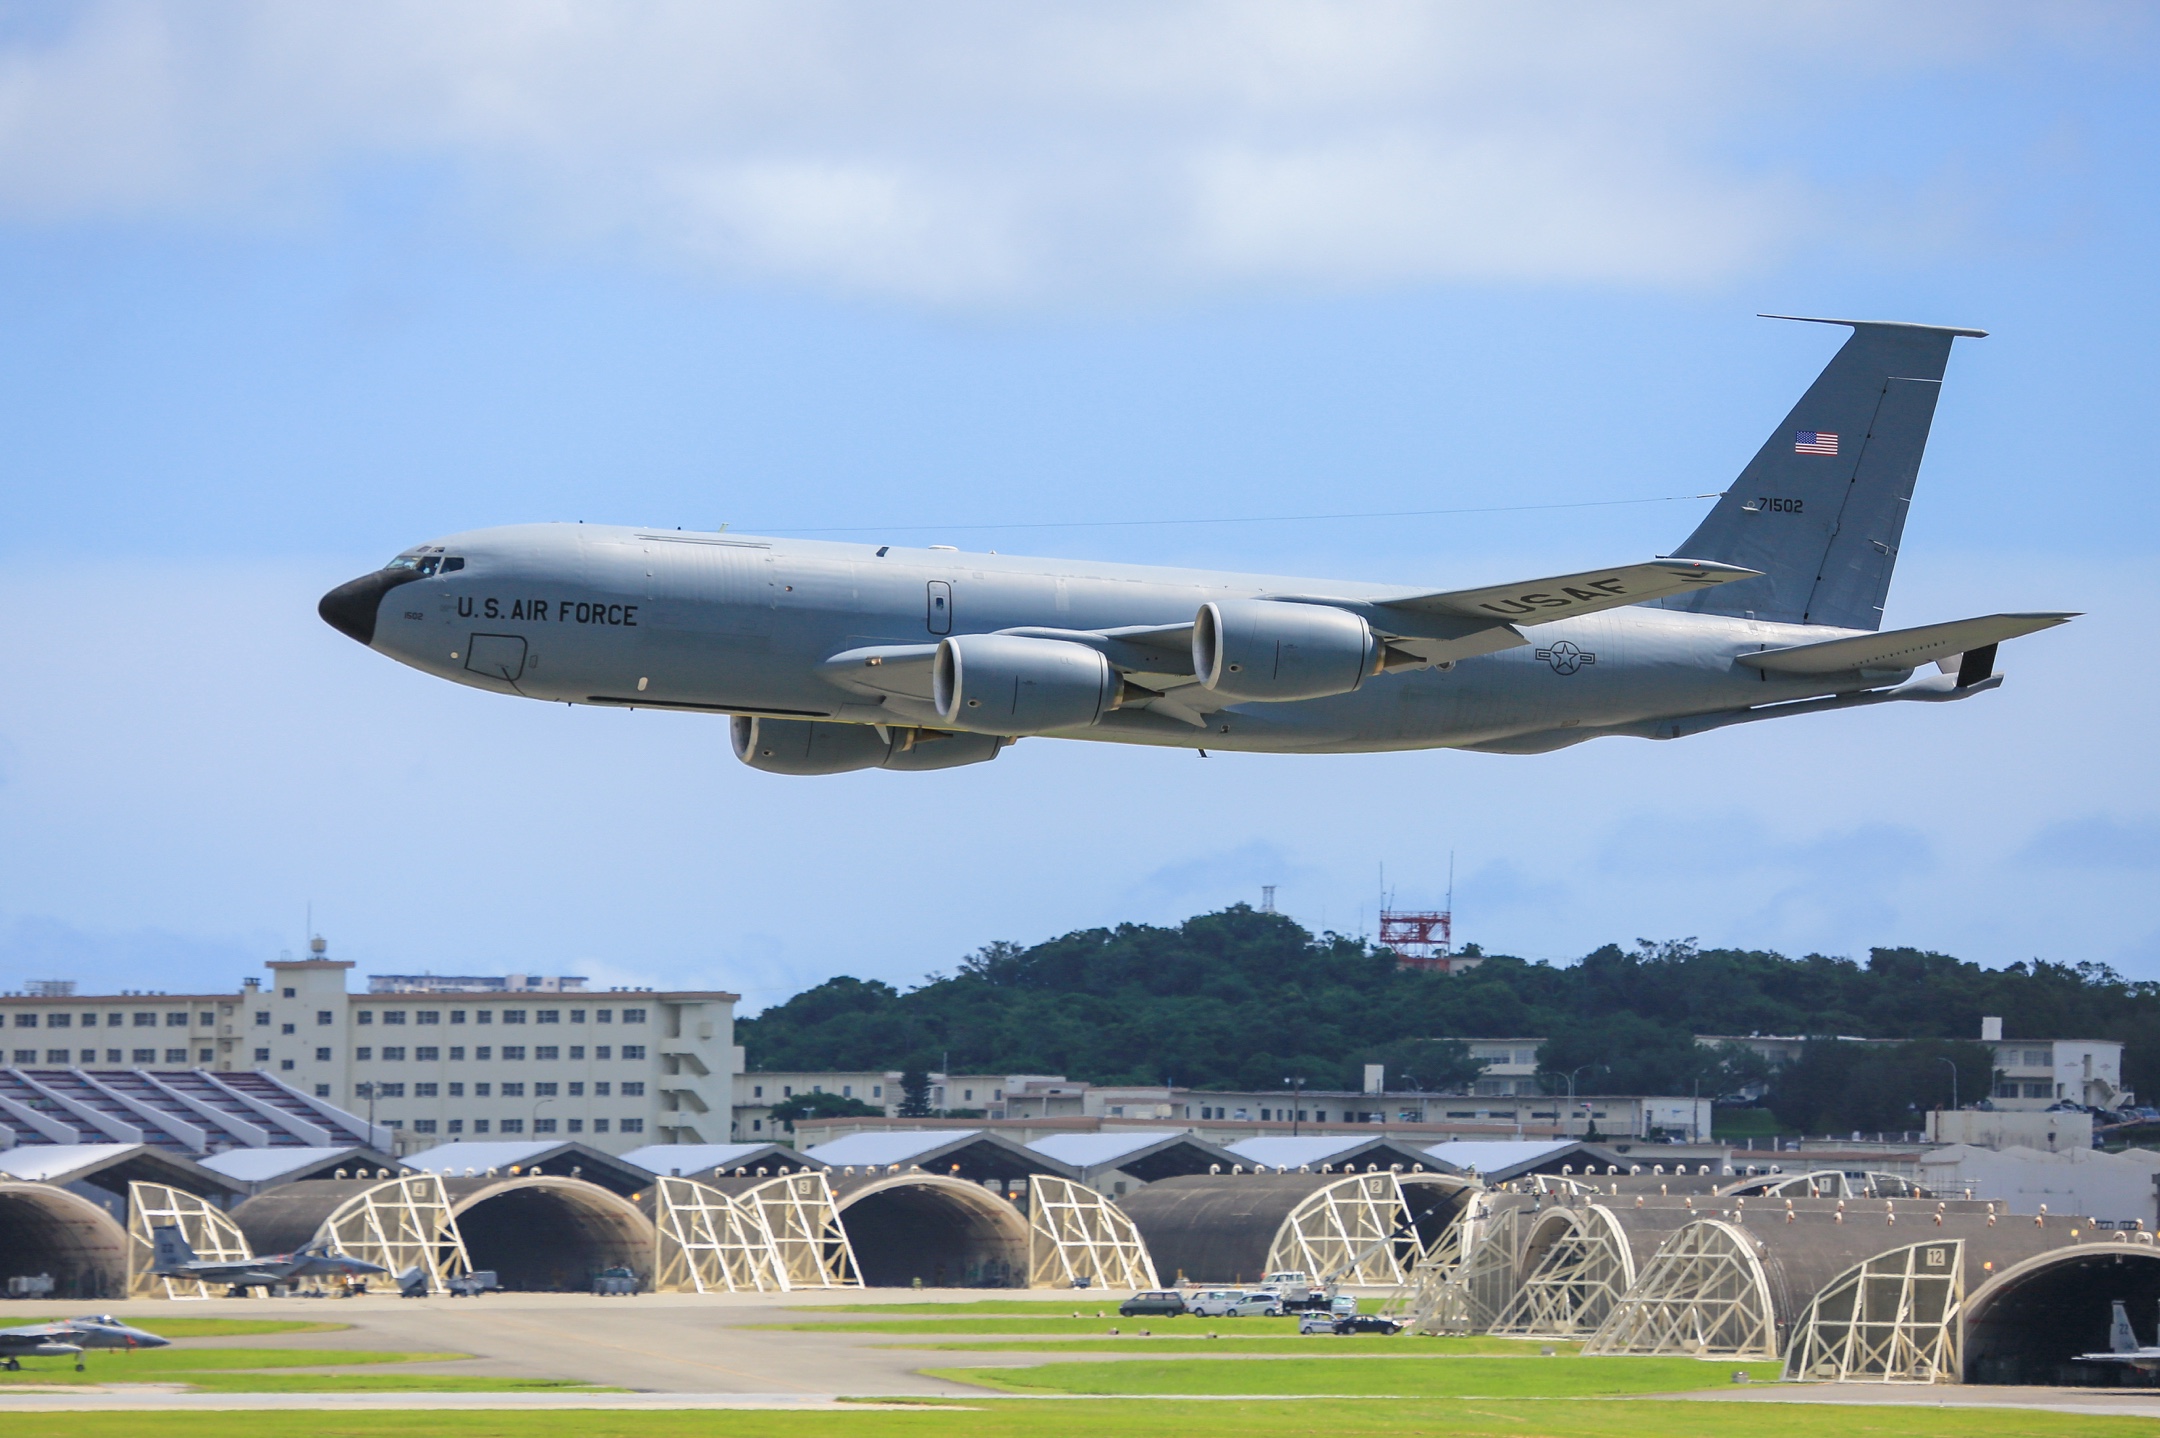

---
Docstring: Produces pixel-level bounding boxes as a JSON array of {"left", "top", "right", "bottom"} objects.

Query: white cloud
[{"left": 0, "top": 4, "right": 2136, "bottom": 299}]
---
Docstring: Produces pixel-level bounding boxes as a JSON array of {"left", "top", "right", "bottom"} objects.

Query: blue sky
[{"left": 0, "top": 4, "right": 2156, "bottom": 1011}]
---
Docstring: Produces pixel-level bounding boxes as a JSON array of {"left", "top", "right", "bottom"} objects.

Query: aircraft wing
[
  {"left": 167, "top": 1261, "right": 284, "bottom": 1285},
  {"left": 1366, "top": 558, "right": 1761, "bottom": 626},
  {"left": 1737, "top": 613, "right": 2077, "bottom": 676},
  {"left": 817, "top": 560, "right": 1758, "bottom": 708},
  {"left": 0, "top": 1323, "right": 84, "bottom": 1355}
]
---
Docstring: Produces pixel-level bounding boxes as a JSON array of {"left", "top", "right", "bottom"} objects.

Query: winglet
[{"left": 1759, "top": 313, "right": 1988, "bottom": 339}]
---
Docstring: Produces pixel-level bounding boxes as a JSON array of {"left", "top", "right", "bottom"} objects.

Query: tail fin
[
  {"left": 150, "top": 1226, "right": 197, "bottom": 1271},
  {"left": 1661, "top": 315, "right": 1985, "bottom": 631},
  {"left": 2113, "top": 1300, "right": 2139, "bottom": 1353}
]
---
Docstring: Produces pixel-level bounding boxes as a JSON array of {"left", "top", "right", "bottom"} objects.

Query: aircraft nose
[{"left": 318, "top": 569, "right": 419, "bottom": 647}]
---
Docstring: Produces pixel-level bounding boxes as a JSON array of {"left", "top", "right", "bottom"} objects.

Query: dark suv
[{"left": 1118, "top": 1291, "right": 1189, "bottom": 1317}]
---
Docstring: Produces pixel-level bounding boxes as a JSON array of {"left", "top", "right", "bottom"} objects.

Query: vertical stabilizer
[
  {"left": 1661, "top": 316, "right": 1984, "bottom": 631},
  {"left": 150, "top": 1225, "right": 198, "bottom": 1271},
  {"left": 2112, "top": 1300, "right": 2139, "bottom": 1353}
]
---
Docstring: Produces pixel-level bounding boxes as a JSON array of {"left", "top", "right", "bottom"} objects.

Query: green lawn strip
[
  {"left": 0, "top": 1347, "right": 467, "bottom": 1384},
  {"left": 0, "top": 1397, "right": 2139, "bottom": 1438},
  {"left": 930, "top": 1355, "right": 1785, "bottom": 1397},
  {"left": 896, "top": 1336, "right": 1574, "bottom": 1355},
  {"left": 9, "top": 1317, "right": 349, "bottom": 1338},
  {"left": 142, "top": 1374, "right": 617, "bottom": 1393},
  {"left": 792, "top": 1301, "right": 1128, "bottom": 1315},
  {"left": 761, "top": 1317, "right": 1302, "bottom": 1335}
]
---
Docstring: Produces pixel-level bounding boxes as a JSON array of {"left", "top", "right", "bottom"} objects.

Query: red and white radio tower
[{"left": 1380, "top": 855, "right": 1473, "bottom": 972}]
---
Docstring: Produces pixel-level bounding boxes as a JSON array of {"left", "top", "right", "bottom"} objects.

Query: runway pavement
[{"left": 2, "top": 1288, "right": 1048, "bottom": 1397}]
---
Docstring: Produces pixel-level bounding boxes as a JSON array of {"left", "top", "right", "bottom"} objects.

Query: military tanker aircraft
[{"left": 321, "top": 316, "right": 2072, "bottom": 774}]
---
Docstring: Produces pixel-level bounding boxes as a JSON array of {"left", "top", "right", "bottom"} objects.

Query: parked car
[
  {"left": 1118, "top": 1291, "right": 1190, "bottom": 1317},
  {"left": 1298, "top": 1296, "right": 1405, "bottom": 1336},
  {"left": 592, "top": 1266, "right": 639, "bottom": 1296},
  {"left": 1188, "top": 1289, "right": 1282, "bottom": 1317},
  {"left": 1259, "top": 1270, "right": 1330, "bottom": 1311},
  {"left": 1184, "top": 1289, "right": 1252, "bottom": 1317}
]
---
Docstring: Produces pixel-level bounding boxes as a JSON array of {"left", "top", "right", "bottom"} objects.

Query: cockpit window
[
  {"left": 441, "top": 556, "right": 465, "bottom": 572},
  {"left": 386, "top": 554, "right": 443, "bottom": 577}
]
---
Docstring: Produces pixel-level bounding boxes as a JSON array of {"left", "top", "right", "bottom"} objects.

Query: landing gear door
[{"left": 926, "top": 580, "right": 953, "bottom": 636}]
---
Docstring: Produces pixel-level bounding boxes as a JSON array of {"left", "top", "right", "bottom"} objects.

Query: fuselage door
[
  {"left": 465, "top": 633, "right": 528, "bottom": 681},
  {"left": 926, "top": 580, "right": 953, "bottom": 636}
]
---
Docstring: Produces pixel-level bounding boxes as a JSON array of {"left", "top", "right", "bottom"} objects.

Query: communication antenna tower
[
  {"left": 1260, "top": 885, "right": 1277, "bottom": 914},
  {"left": 1378, "top": 851, "right": 1457, "bottom": 971}
]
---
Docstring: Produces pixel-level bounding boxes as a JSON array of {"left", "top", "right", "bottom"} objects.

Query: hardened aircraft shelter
[
  {"left": 1397, "top": 1154, "right": 2160, "bottom": 1386},
  {"left": 802, "top": 1130, "right": 1058, "bottom": 1288},
  {"left": 1119, "top": 1162, "right": 1475, "bottom": 1288}
]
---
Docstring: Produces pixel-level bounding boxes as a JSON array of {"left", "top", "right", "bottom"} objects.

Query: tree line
[{"left": 736, "top": 906, "right": 2157, "bottom": 1130}]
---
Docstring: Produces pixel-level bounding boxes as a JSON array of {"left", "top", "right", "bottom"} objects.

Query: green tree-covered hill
[{"left": 738, "top": 907, "right": 2160, "bottom": 1115}]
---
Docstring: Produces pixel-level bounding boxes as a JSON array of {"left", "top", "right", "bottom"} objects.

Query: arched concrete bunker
[
  {"left": 0, "top": 1183, "right": 127, "bottom": 1300},
  {"left": 447, "top": 1176, "right": 656, "bottom": 1292},
  {"left": 833, "top": 1174, "right": 1028, "bottom": 1288},
  {"left": 1967, "top": 1243, "right": 2160, "bottom": 1385}
]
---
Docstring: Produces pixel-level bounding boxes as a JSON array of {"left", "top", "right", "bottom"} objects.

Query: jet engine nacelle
[
  {"left": 731, "top": 717, "right": 1005, "bottom": 775},
  {"left": 934, "top": 633, "right": 1119, "bottom": 734},
  {"left": 1193, "top": 599, "right": 1377, "bottom": 702}
]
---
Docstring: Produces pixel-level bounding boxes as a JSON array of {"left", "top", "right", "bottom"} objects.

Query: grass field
[
  {"left": 800, "top": 1301, "right": 1123, "bottom": 1315},
  {"left": 934, "top": 1354, "right": 1786, "bottom": 1397},
  {"left": 765, "top": 1315, "right": 1304, "bottom": 1335},
  {"left": 897, "top": 1336, "right": 1571, "bottom": 1354},
  {"left": 0, "top": 1344, "right": 608, "bottom": 1393},
  {"left": 0, "top": 1398, "right": 2144, "bottom": 1438}
]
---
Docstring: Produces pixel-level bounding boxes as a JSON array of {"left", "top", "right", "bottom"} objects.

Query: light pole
[
  {"left": 1564, "top": 1066, "right": 1592, "bottom": 1136},
  {"left": 1938, "top": 1057, "right": 1959, "bottom": 1116},
  {"left": 355, "top": 1081, "right": 378, "bottom": 1136},
  {"left": 533, "top": 1095, "right": 556, "bottom": 1137},
  {"left": 1283, "top": 1076, "right": 1305, "bottom": 1137}
]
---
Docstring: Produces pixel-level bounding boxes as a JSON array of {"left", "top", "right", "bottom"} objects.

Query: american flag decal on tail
[{"left": 1794, "top": 431, "right": 1839, "bottom": 455}]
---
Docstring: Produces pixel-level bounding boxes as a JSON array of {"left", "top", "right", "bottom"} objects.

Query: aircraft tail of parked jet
[
  {"left": 1660, "top": 315, "right": 1987, "bottom": 632},
  {"left": 151, "top": 1226, "right": 199, "bottom": 1271}
]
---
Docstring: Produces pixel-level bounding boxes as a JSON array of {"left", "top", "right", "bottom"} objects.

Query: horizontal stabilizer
[
  {"left": 1737, "top": 612, "right": 2076, "bottom": 676},
  {"left": 1378, "top": 558, "right": 1760, "bottom": 626}
]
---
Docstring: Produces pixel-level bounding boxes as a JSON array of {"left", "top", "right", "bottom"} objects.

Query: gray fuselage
[{"left": 351, "top": 522, "right": 1881, "bottom": 754}]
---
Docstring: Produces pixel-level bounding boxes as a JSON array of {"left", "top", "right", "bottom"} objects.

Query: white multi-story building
[
  {"left": 1464, "top": 1039, "right": 1546, "bottom": 1096},
  {"left": 0, "top": 945, "right": 742, "bottom": 1156},
  {"left": 732, "top": 1070, "right": 1051, "bottom": 1138},
  {"left": 1988, "top": 1039, "right": 2129, "bottom": 1111},
  {"left": 1697, "top": 1027, "right": 2134, "bottom": 1114}
]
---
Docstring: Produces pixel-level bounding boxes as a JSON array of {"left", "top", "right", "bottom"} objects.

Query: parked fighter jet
[
  {"left": 151, "top": 1227, "right": 388, "bottom": 1291},
  {"left": 321, "top": 317, "right": 2072, "bottom": 773},
  {"left": 2077, "top": 1300, "right": 2160, "bottom": 1372},
  {"left": 0, "top": 1315, "right": 168, "bottom": 1371}
]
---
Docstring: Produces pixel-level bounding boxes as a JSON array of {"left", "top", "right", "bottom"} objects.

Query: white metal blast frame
[
  {"left": 1384, "top": 1195, "right": 1485, "bottom": 1335},
  {"left": 653, "top": 1175, "right": 789, "bottom": 1294},
  {"left": 1490, "top": 1202, "right": 1637, "bottom": 1338},
  {"left": 1264, "top": 1172, "right": 1419, "bottom": 1286},
  {"left": 1782, "top": 1239, "right": 1964, "bottom": 1384},
  {"left": 319, "top": 1172, "right": 472, "bottom": 1294},
  {"left": 1027, "top": 1175, "right": 1159, "bottom": 1291},
  {"left": 1582, "top": 1217, "right": 1778, "bottom": 1359},
  {"left": 126, "top": 1182, "right": 251, "bottom": 1301},
  {"left": 744, "top": 1171, "right": 861, "bottom": 1289}
]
